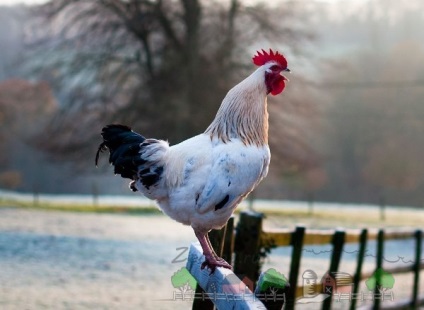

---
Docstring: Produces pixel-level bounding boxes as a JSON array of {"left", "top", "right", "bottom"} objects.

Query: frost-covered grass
[
  {"left": 0, "top": 189, "right": 160, "bottom": 214},
  {"left": 0, "top": 206, "right": 421, "bottom": 310},
  {"left": 1, "top": 189, "right": 423, "bottom": 228},
  {"left": 0, "top": 208, "right": 196, "bottom": 310},
  {"left": 0, "top": 200, "right": 162, "bottom": 214},
  {"left": 0, "top": 190, "right": 422, "bottom": 310}
]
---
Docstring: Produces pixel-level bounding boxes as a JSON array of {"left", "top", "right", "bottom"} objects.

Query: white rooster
[{"left": 96, "top": 49, "right": 290, "bottom": 272}]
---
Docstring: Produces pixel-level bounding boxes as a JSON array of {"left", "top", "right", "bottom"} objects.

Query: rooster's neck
[{"left": 205, "top": 71, "right": 269, "bottom": 146}]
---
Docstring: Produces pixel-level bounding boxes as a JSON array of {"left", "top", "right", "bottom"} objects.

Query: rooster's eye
[{"left": 269, "top": 65, "right": 281, "bottom": 72}]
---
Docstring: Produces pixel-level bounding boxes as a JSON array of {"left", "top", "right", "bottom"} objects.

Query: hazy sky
[
  {"left": 0, "top": 0, "right": 367, "bottom": 5},
  {"left": 0, "top": 0, "right": 47, "bottom": 5}
]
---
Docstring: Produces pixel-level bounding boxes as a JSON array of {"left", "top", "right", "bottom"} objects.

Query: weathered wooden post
[
  {"left": 307, "top": 192, "right": 314, "bottom": 216},
  {"left": 412, "top": 229, "right": 422, "bottom": 308},
  {"left": 92, "top": 182, "right": 99, "bottom": 207},
  {"left": 209, "top": 217, "right": 234, "bottom": 263},
  {"left": 233, "top": 211, "right": 264, "bottom": 289},
  {"left": 350, "top": 229, "right": 368, "bottom": 310},
  {"left": 33, "top": 183, "right": 39, "bottom": 207},
  {"left": 285, "top": 226, "right": 305, "bottom": 310},
  {"left": 373, "top": 229, "right": 384, "bottom": 310},
  {"left": 379, "top": 196, "right": 386, "bottom": 221},
  {"left": 322, "top": 229, "right": 346, "bottom": 310}
]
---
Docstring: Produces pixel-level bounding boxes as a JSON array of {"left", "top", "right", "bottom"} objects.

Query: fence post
[
  {"left": 285, "top": 226, "right": 306, "bottom": 310},
  {"left": 192, "top": 218, "right": 234, "bottom": 310},
  {"left": 322, "top": 229, "right": 346, "bottom": 310},
  {"left": 33, "top": 183, "right": 39, "bottom": 207},
  {"left": 209, "top": 217, "right": 235, "bottom": 263},
  {"left": 92, "top": 182, "right": 99, "bottom": 207},
  {"left": 350, "top": 229, "right": 368, "bottom": 310},
  {"left": 373, "top": 229, "right": 384, "bottom": 310},
  {"left": 412, "top": 229, "right": 422, "bottom": 308},
  {"left": 379, "top": 196, "right": 386, "bottom": 221},
  {"left": 308, "top": 192, "right": 314, "bottom": 215},
  {"left": 233, "top": 211, "right": 263, "bottom": 290},
  {"left": 222, "top": 217, "right": 235, "bottom": 262}
]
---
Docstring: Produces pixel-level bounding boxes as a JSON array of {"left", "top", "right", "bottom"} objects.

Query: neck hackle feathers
[
  {"left": 252, "top": 49, "right": 287, "bottom": 68},
  {"left": 206, "top": 49, "right": 289, "bottom": 146}
]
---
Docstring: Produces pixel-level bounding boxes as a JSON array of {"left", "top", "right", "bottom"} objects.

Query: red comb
[{"left": 252, "top": 49, "right": 287, "bottom": 68}]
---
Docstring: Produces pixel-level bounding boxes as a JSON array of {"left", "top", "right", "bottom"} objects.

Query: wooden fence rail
[{"left": 190, "top": 211, "right": 423, "bottom": 310}]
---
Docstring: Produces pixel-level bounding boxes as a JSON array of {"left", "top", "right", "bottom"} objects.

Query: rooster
[{"left": 96, "top": 49, "right": 290, "bottom": 272}]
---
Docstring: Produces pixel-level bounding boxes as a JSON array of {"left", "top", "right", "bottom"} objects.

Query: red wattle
[{"left": 270, "top": 77, "right": 286, "bottom": 96}]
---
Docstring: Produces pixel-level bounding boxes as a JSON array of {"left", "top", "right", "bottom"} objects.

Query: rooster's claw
[{"left": 201, "top": 255, "right": 232, "bottom": 274}]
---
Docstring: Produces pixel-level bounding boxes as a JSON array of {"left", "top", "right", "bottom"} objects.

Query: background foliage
[{"left": 1, "top": 0, "right": 424, "bottom": 207}]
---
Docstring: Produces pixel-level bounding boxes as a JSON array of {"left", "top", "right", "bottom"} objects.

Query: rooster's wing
[{"left": 195, "top": 139, "right": 270, "bottom": 214}]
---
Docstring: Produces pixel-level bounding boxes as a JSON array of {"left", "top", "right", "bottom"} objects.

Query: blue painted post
[{"left": 186, "top": 243, "right": 266, "bottom": 310}]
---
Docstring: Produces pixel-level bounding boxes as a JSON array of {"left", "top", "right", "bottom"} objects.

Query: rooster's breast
[{"left": 159, "top": 135, "right": 270, "bottom": 230}]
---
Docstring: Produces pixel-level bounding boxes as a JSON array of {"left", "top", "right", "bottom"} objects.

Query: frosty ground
[{"left": 0, "top": 201, "right": 423, "bottom": 310}]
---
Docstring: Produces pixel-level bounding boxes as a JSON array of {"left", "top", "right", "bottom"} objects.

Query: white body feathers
[
  {"left": 135, "top": 134, "right": 270, "bottom": 233},
  {"left": 133, "top": 62, "right": 279, "bottom": 233}
]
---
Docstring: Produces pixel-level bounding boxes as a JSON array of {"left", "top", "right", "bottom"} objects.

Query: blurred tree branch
[{"left": 24, "top": 0, "right": 318, "bottom": 180}]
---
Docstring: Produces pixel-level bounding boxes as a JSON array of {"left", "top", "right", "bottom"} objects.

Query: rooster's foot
[{"left": 201, "top": 254, "right": 232, "bottom": 274}]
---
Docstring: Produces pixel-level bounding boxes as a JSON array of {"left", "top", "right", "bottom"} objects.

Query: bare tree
[{"left": 25, "top": 0, "right": 317, "bottom": 180}]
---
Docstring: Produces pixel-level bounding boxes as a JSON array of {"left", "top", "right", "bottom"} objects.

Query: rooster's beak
[{"left": 281, "top": 68, "right": 290, "bottom": 81}]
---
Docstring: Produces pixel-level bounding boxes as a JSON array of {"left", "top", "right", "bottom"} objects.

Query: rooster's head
[{"left": 253, "top": 49, "right": 290, "bottom": 96}]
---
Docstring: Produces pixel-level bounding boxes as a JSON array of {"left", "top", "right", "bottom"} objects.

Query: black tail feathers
[{"left": 95, "top": 124, "right": 146, "bottom": 179}]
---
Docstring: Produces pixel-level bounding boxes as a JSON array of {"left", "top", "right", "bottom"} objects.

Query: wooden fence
[{"left": 189, "top": 211, "right": 423, "bottom": 310}]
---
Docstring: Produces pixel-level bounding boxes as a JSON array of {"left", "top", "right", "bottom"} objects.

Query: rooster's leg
[
  {"left": 205, "top": 233, "right": 228, "bottom": 263},
  {"left": 194, "top": 230, "right": 232, "bottom": 273}
]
